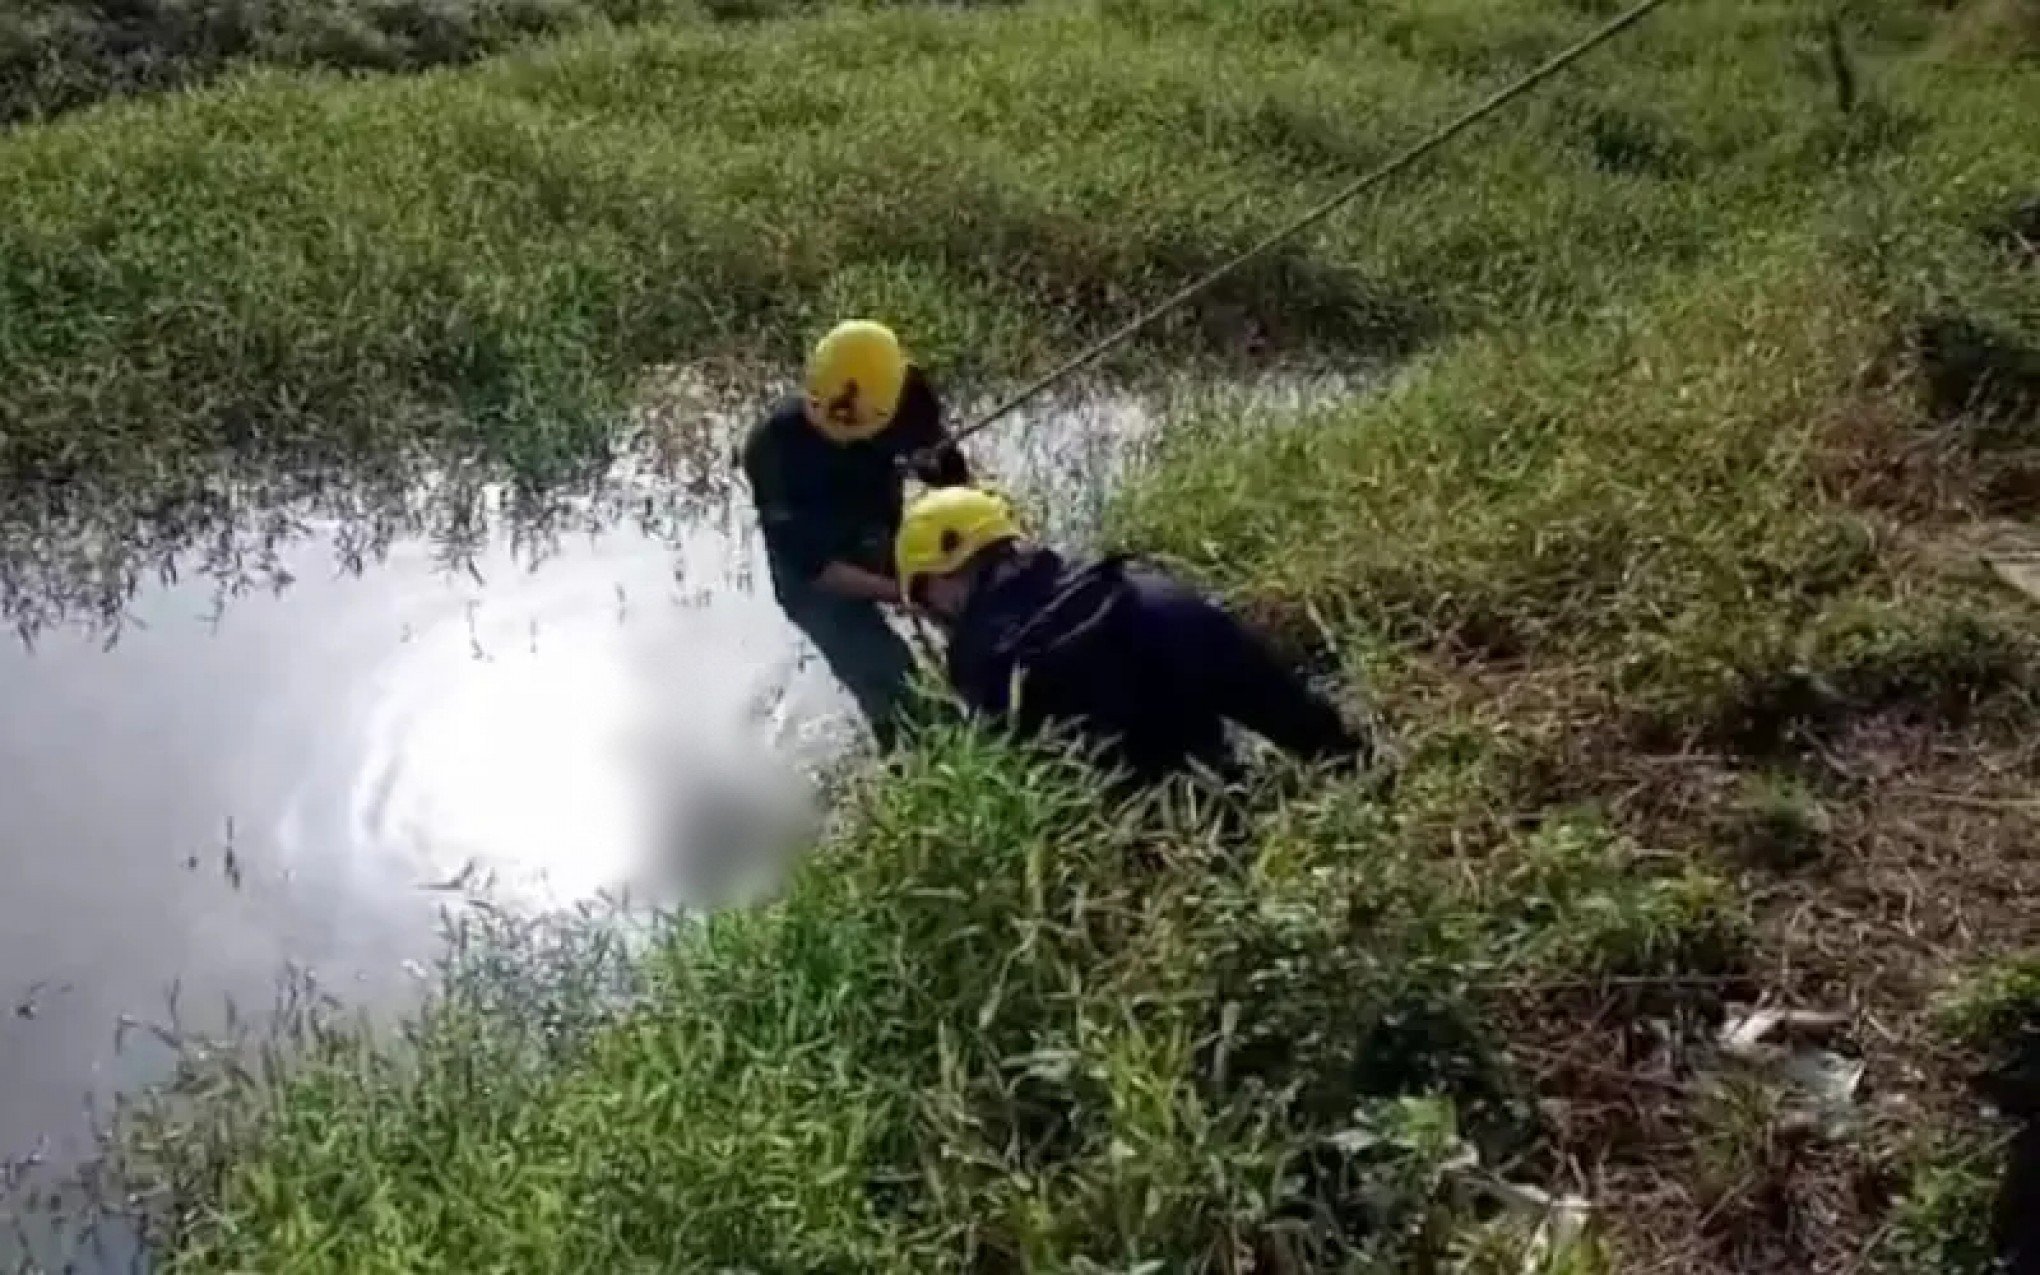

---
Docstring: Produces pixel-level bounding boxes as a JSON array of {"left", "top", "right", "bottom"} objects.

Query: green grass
[
  {"left": 1937, "top": 953, "right": 2040, "bottom": 1058},
  {"left": 0, "top": 0, "right": 1986, "bottom": 615},
  {"left": 30, "top": 0, "right": 2040, "bottom": 1268},
  {"left": 0, "top": 0, "right": 691, "bottom": 125},
  {"left": 1120, "top": 231, "right": 2040, "bottom": 748},
  {"left": 121, "top": 729, "right": 1736, "bottom": 1270},
  {"left": 1878, "top": 1134, "right": 2006, "bottom": 1275}
]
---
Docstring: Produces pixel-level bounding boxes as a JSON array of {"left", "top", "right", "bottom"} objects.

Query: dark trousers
[{"left": 774, "top": 579, "right": 917, "bottom": 748}]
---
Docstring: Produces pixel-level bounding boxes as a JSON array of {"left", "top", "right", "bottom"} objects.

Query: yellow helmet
[
  {"left": 804, "top": 320, "right": 907, "bottom": 443},
  {"left": 896, "top": 486, "right": 1022, "bottom": 599}
]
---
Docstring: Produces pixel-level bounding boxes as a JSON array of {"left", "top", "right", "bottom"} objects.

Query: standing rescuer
[
  {"left": 741, "top": 320, "right": 971, "bottom": 747},
  {"left": 896, "top": 485, "right": 1371, "bottom": 785}
]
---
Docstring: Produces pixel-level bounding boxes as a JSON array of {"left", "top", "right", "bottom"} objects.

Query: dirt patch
[
  {"left": 1751, "top": 715, "right": 2040, "bottom": 1027},
  {"left": 1389, "top": 628, "right": 2040, "bottom": 1272},
  {"left": 1602, "top": 713, "right": 2039, "bottom": 1271}
]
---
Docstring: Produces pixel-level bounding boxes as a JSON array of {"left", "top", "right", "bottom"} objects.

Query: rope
[{"left": 946, "top": 0, "right": 1676, "bottom": 448}]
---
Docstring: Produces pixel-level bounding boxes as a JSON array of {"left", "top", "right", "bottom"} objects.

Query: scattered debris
[
  {"left": 1480, "top": 1176, "right": 1599, "bottom": 1273},
  {"left": 221, "top": 815, "right": 242, "bottom": 890},
  {"left": 1719, "top": 1007, "right": 1849, "bottom": 1059},
  {"left": 421, "top": 858, "right": 482, "bottom": 894},
  {"left": 12, "top": 979, "right": 72, "bottom": 1021},
  {"left": 113, "top": 1014, "right": 186, "bottom": 1056},
  {"left": 1988, "top": 549, "right": 2040, "bottom": 608},
  {"left": 465, "top": 600, "right": 489, "bottom": 661},
  {"left": 1718, "top": 1005, "right": 1865, "bottom": 1131}
]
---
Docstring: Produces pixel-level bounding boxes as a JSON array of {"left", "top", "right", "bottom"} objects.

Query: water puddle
[
  {"left": 0, "top": 368, "right": 1362, "bottom": 1264},
  {"left": 0, "top": 381, "right": 1163, "bottom": 1148}
]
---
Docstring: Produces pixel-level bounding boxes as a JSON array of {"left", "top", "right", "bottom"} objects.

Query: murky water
[
  {"left": 0, "top": 369, "right": 1371, "bottom": 1268},
  {"left": 0, "top": 382, "right": 1173, "bottom": 1197}
]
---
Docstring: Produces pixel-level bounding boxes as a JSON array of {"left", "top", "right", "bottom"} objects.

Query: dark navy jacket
[{"left": 945, "top": 548, "right": 1367, "bottom": 782}]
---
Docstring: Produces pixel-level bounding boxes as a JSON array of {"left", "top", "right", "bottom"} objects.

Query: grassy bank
[
  {"left": 33, "top": 0, "right": 2040, "bottom": 1269},
  {"left": 0, "top": 0, "right": 1963, "bottom": 628},
  {"left": 0, "top": 0, "right": 1039, "bottom": 127}
]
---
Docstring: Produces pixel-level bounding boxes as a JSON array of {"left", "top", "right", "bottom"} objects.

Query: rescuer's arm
[{"left": 895, "top": 368, "right": 972, "bottom": 487}]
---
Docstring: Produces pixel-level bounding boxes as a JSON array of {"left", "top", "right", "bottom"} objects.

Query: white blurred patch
[{"left": 618, "top": 639, "right": 839, "bottom": 911}]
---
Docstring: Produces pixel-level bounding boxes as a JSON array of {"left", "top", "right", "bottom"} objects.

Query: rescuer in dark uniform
[
  {"left": 740, "top": 320, "right": 971, "bottom": 747},
  {"left": 894, "top": 486, "right": 1370, "bottom": 785}
]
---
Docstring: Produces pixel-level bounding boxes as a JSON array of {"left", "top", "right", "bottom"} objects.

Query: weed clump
[
  {"left": 1880, "top": 1138, "right": 2006, "bottom": 1275},
  {"left": 1719, "top": 774, "right": 1831, "bottom": 871},
  {"left": 1937, "top": 954, "right": 2040, "bottom": 1061}
]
